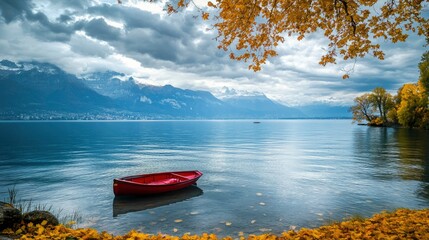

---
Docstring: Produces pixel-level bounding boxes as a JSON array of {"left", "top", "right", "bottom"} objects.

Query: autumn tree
[
  {"left": 386, "top": 94, "right": 400, "bottom": 124},
  {"left": 369, "top": 87, "right": 394, "bottom": 123},
  {"left": 350, "top": 93, "right": 375, "bottom": 123},
  {"left": 418, "top": 39, "right": 429, "bottom": 93},
  {"left": 393, "top": 38, "right": 429, "bottom": 128},
  {"left": 396, "top": 83, "right": 428, "bottom": 128},
  {"left": 156, "top": 0, "right": 429, "bottom": 77},
  {"left": 351, "top": 39, "right": 428, "bottom": 128}
]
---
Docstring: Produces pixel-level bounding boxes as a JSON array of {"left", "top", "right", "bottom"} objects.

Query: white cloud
[{"left": 0, "top": 0, "right": 426, "bottom": 107}]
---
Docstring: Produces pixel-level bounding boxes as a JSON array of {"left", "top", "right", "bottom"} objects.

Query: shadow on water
[
  {"left": 354, "top": 126, "right": 429, "bottom": 201},
  {"left": 395, "top": 128, "right": 429, "bottom": 200},
  {"left": 112, "top": 186, "right": 203, "bottom": 217},
  {"left": 353, "top": 127, "right": 399, "bottom": 178}
]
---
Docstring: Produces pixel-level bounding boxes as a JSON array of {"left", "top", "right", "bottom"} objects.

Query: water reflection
[
  {"left": 113, "top": 186, "right": 203, "bottom": 217},
  {"left": 395, "top": 128, "right": 429, "bottom": 200},
  {"left": 353, "top": 126, "right": 429, "bottom": 202},
  {"left": 353, "top": 126, "right": 399, "bottom": 180}
]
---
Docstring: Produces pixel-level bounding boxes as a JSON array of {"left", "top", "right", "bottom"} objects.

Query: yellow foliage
[
  {"left": 202, "top": 12, "right": 210, "bottom": 20},
  {"left": 207, "top": 1, "right": 216, "bottom": 8},
  {"left": 370, "top": 117, "right": 384, "bottom": 126},
  {"left": 36, "top": 226, "right": 44, "bottom": 235},
  {"left": 177, "top": 0, "right": 185, "bottom": 8},
  {"left": 397, "top": 83, "right": 428, "bottom": 127},
  {"left": 167, "top": 0, "right": 428, "bottom": 74},
  {"left": 8, "top": 209, "right": 429, "bottom": 240}
]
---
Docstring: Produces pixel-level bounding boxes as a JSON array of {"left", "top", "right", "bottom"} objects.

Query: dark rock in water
[
  {"left": 23, "top": 210, "right": 59, "bottom": 226},
  {"left": 0, "top": 202, "right": 22, "bottom": 230}
]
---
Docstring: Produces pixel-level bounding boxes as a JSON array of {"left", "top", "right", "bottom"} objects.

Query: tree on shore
[
  {"left": 350, "top": 88, "right": 394, "bottom": 125},
  {"left": 395, "top": 39, "right": 429, "bottom": 129},
  {"left": 350, "top": 93, "right": 375, "bottom": 123},
  {"left": 351, "top": 39, "right": 429, "bottom": 129},
  {"left": 368, "top": 87, "right": 394, "bottom": 123},
  {"left": 351, "top": 84, "right": 427, "bottom": 128},
  {"left": 418, "top": 41, "right": 429, "bottom": 93},
  {"left": 351, "top": 38, "right": 429, "bottom": 129},
  {"left": 396, "top": 83, "right": 428, "bottom": 128}
]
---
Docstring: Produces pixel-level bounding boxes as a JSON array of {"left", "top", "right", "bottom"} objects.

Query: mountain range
[{"left": 0, "top": 60, "right": 351, "bottom": 120}]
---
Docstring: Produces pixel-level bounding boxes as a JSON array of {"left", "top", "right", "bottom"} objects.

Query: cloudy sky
[{"left": 0, "top": 0, "right": 427, "bottom": 106}]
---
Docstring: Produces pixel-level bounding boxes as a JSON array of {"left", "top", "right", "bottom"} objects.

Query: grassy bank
[{"left": 2, "top": 208, "right": 429, "bottom": 239}]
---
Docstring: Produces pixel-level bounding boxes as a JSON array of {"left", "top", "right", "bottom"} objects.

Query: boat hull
[{"left": 113, "top": 170, "right": 203, "bottom": 196}]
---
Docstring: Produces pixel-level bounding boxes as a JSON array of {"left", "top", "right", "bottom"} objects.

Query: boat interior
[{"left": 128, "top": 172, "right": 196, "bottom": 185}]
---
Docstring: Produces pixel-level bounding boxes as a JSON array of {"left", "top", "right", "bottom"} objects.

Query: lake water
[{"left": 0, "top": 120, "right": 428, "bottom": 236}]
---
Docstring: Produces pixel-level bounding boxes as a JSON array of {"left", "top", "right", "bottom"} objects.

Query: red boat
[{"left": 113, "top": 170, "right": 203, "bottom": 196}]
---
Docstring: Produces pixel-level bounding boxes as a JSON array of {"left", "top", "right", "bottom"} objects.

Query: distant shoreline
[{"left": 0, "top": 118, "right": 352, "bottom": 122}]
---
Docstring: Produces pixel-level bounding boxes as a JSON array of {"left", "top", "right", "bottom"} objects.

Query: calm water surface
[{"left": 0, "top": 120, "right": 429, "bottom": 236}]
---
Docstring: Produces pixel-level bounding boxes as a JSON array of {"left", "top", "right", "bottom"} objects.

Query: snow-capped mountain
[
  {"left": 0, "top": 60, "right": 112, "bottom": 114},
  {"left": 83, "top": 71, "right": 234, "bottom": 118},
  {"left": 0, "top": 60, "right": 350, "bottom": 120}
]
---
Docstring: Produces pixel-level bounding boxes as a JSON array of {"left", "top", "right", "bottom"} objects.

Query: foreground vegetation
[{"left": 2, "top": 208, "right": 428, "bottom": 240}]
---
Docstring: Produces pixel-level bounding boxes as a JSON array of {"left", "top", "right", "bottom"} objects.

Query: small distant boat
[
  {"left": 113, "top": 170, "right": 203, "bottom": 196},
  {"left": 253, "top": 121, "right": 261, "bottom": 124}
]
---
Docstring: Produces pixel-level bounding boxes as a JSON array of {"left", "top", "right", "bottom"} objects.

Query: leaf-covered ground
[{"left": 3, "top": 208, "right": 429, "bottom": 239}]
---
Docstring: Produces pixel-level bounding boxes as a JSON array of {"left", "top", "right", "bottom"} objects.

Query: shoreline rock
[
  {"left": 23, "top": 210, "right": 59, "bottom": 226},
  {"left": 0, "top": 202, "right": 22, "bottom": 231}
]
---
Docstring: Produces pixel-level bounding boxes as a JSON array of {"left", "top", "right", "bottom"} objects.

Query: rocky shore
[{"left": 0, "top": 201, "right": 59, "bottom": 239}]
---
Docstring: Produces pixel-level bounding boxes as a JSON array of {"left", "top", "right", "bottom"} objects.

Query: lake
[{"left": 0, "top": 120, "right": 428, "bottom": 236}]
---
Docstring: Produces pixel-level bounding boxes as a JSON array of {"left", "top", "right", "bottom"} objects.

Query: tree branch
[{"left": 339, "top": 0, "right": 357, "bottom": 35}]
